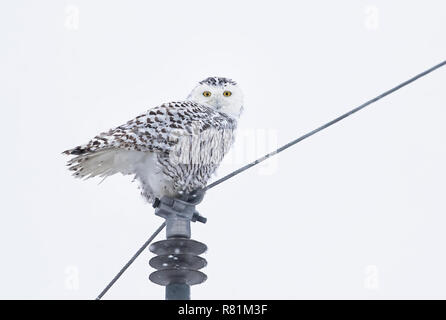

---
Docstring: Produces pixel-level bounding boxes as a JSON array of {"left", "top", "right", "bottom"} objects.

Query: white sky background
[{"left": 0, "top": 0, "right": 445, "bottom": 299}]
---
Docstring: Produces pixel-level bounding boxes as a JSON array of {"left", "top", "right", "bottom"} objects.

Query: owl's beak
[{"left": 214, "top": 97, "right": 223, "bottom": 110}]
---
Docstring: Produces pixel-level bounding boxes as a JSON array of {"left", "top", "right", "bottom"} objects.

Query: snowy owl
[{"left": 63, "top": 77, "right": 243, "bottom": 203}]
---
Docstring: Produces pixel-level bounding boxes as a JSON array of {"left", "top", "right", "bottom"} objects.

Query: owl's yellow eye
[
  {"left": 203, "top": 91, "right": 212, "bottom": 97},
  {"left": 223, "top": 91, "right": 232, "bottom": 97}
]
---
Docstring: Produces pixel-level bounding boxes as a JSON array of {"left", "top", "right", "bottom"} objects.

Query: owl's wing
[{"left": 63, "top": 101, "right": 236, "bottom": 179}]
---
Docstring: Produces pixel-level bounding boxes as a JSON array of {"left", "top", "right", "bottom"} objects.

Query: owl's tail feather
[
  {"left": 63, "top": 145, "right": 90, "bottom": 156},
  {"left": 64, "top": 148, "right": 150, "bottom": 181},
  {"left": 65, "top": 149, "right": 120, "bottom": 180}
]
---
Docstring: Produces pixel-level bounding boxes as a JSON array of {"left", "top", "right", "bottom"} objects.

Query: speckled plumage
[{"left": 64, "top": 77, "right": 243, "bottom": 203}]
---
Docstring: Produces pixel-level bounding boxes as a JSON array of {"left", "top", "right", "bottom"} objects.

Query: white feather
[{"left": 70, "top": 149, "right": 174, "bottom": 202}]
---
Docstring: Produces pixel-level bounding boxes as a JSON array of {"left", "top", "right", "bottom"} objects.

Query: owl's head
[{"left": 187, "top": 77, "right": 244, "bottom": 118}]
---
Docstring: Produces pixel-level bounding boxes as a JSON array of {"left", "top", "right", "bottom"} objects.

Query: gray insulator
[
  {"left": 149, "top": 239, "right": 207, "bottom": 256},
  {"left": 149, "top": 194, "right": 208, "bottom": 300},
  {"left": 150, "top": 254, "right": 207, "bottom": 270},
  {"left": 149, "top": 269, "right": 207, "bottom": 286}
]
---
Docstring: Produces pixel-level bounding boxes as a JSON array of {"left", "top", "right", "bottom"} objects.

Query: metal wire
[
  {"left": 205, "top": 60, "right": 446, "bottom": 191},
  {"left": 95, "top": 59, "right": 446, "bottom": 299},
  {"left": 96, "top": 221, "right": 166, "bottom": 300}
]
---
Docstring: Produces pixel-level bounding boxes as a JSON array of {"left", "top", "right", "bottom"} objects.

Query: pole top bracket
[{"left": 153, "top": 189, "right": 207, "bottom": 224}]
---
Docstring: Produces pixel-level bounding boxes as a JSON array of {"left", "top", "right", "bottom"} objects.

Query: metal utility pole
[{"left": 149, "top": 195, "right": 207, "bottom": 300}]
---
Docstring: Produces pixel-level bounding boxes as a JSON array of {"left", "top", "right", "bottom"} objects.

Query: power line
[
  {"left": 96, "top": 59, "right": 446, "bottom": 299},
  {"left": 205, "top": 59, "right": 446, "bottom": 191},
  {"left": 96, "top": 221, "right": 166, "bottom": 300}
]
